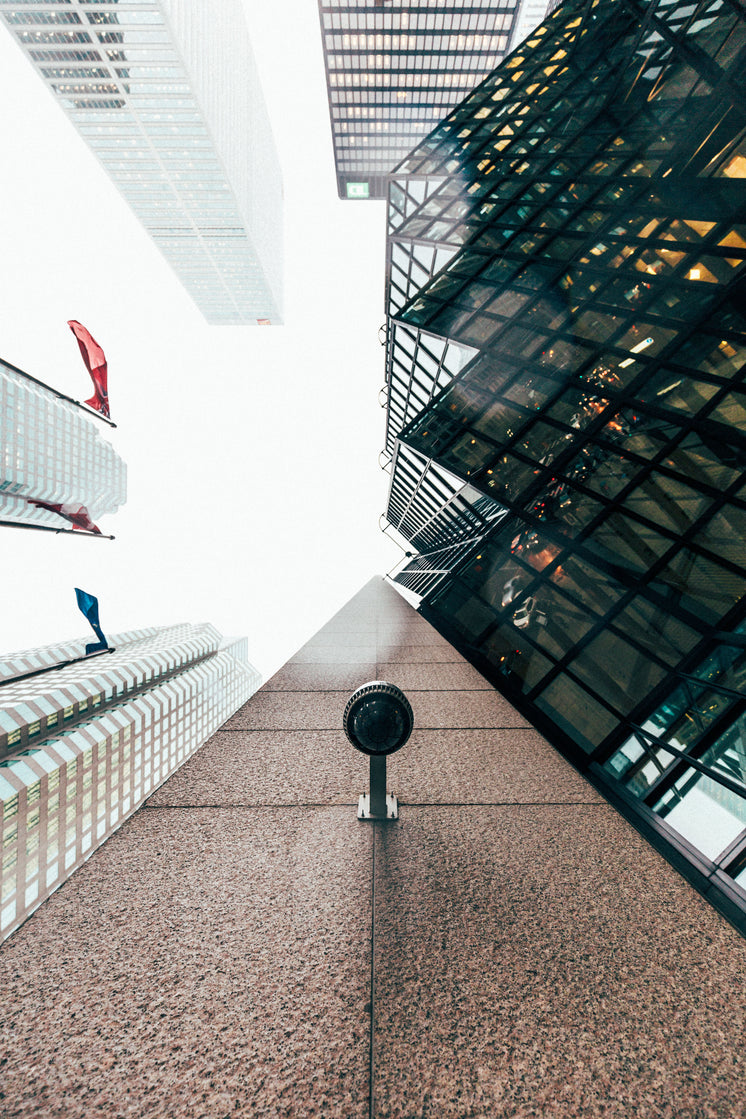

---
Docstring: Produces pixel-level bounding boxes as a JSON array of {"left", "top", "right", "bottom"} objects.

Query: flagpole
[
  {"left": 0, "top": 358, "right": 116, "bottom": 428},
  {"left": 74, "top": 400, "right": 117, "bottom": 428},
  {"left": 0, "top": 647, "right": 116, "bottom": 688},
  {"left": 0, "top": 519, "right": 115, "bottom": 539}
]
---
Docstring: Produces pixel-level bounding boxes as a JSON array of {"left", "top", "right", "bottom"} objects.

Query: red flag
[
  {"left": 28, "top": 499, "right": 102, "bottom": 535},
  {"left": 67, "top": 320, "right": 110, "bottom": 418}
]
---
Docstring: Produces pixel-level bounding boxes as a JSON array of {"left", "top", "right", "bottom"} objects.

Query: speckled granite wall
[{"left": 1, "top": 577, "right": 744, "bottom": 1118}]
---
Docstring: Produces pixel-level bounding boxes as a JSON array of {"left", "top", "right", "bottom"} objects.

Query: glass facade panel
[
  {"left": 535, "top": 674, "right": 619, "bottom": 753},
  {"left": 481, "top": 627, "right": 554, "bottom": 693},
  {"left": 610, "top": 598, "right": 700, "bottom": 666},
  {"left": 655, "top": 772, "right": 746, "bottom": 861},
  {"left": 650, "top": 551, "right": 746, "bottom": 622},
  {"left": 569, "top": 630, "right": 668, "bottom": 715}
]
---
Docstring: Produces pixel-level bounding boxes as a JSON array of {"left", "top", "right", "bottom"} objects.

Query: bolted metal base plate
[{"left": 357, "top": 793, "right": 399, "bottom": 821}]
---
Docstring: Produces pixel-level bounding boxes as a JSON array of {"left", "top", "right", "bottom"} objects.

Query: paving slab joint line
[
  {"left": 369, "top": 821, "right": 377, "bottom": 1119},
  {"left": 142, "top": 802, "right": 359, "bottom": 809},
  {"left": 141, "top": 800, "right": 608, "bottom": 810},
  {"left": 257, "top": 688, "right": 498, "bottom": 693},
  {"left": 394, "top": 800, "right": 610, "bottom": 808},
  {"left": 218, "top": 725, "right": 532, "bottom": 732}
]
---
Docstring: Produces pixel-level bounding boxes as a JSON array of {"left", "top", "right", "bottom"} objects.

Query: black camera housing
[{"left": 343, "top": 681, "right": 414, "bottom": 757}]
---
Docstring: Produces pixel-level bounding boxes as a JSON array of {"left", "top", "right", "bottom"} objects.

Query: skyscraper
[
  {"left": 317, "top": 0, "right": 556, "bottom": 200},
  {"left": 0, "top": 0, "right": 283, "bottom": 325},
  {"left": 0, "top": 622, "right": 261, "bottom": 941},
  {"left": 382, "top": 0, "right": 746, "bottom": 919},
  {"left": 0, "top": 356, "right": 126, "bottom": 534}
]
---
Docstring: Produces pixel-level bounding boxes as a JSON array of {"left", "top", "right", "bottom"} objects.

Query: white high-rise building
[
  {"left": 0, "top": 622, "right": 262, "bottom": 940},
  {"left": 0, "top": 0, "right": 283, "bottom": 325},
  {"left": 0, "top": 356, "right": 126, "bottom": 534}
]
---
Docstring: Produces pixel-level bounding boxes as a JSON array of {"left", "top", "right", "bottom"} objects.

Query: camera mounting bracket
[{"left": 357, "top": 755, "right": 399, "bottom": 820}]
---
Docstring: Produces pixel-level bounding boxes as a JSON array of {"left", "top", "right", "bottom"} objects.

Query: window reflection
[
  {"left": 483, "top": 454, "right": 539, "bottom": 502},
  {"left": 606, "top": 732, "right": 677, "bottom": 796},
  {"left": 530, "top": 480, "right": 604, "bottom": 534},
  {"left": 622, "top": 471, "right": 710, "bottom": 534},
  {"left": 569, "top": 629, "right": 668, "bottom": 713},
  {"left": 696, "top": 506, "right": 746, "bottom": 566},
  {"left": 655, "top": 770, "right": 746, "bottom": 860},
  {"left": 584, "top": 511, "right": 673, "bottom": 573},
  {"left": 564, "top": 444, "right": 627, "bottom": 496},
  {"left": 651, "top": 550, "right": 746, "bottom": 622},
  {"left": 515, "top": 581, "right": 596, "bottom": 660},
  {"left": 664, "top": 430, "right": 744, "bottom": 489},
  {"left": 638, "top": 370, "right": 721, "bottom": 416},
  {"left": 610, "top": 597, "right": 700, "bottom": 665},
  {"left": 481, "top": 627, "right": 554, "bottom": 693},
  {"left": 535, "top": 673, "right": 618, "bottom": 752}
]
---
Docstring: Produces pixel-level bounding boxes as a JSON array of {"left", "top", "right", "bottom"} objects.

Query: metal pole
[
  {"left": 0, "top": 647, "right": 115, "bottom": 688},
  {"left": 0, "top": 358, "right": 116, "bottom": 426},
  {"left": 0, "top": 519, "right": 114, "bottom": 539},
  {"left": 369, "top": 754, "right": 387, "bottom": 818}
]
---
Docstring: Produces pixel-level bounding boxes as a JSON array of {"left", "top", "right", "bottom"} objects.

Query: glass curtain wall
[{"left": 383, "top": 0, "right": 746, "bottom": 922}]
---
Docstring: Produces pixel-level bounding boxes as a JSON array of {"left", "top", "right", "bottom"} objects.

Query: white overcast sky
[{"left": 0, "top": 0, "right": 407, "bottom": 679}]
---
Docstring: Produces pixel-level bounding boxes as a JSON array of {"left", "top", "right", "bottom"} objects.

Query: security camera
[
  {"left": 343, "top": 680, "right": 414, "bottom": 756},
  {"left": 343, "top": 682, "right": 413, "bottom": 820}
]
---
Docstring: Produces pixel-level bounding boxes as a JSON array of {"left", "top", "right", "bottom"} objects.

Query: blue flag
[{"left": 74, "top": 587, "right": 109, "bottom": 654}]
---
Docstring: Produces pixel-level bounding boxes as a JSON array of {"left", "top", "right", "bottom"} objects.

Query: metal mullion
[
  {"left": 390, "top": 455, "right": 436, "bottom": 534},
  {"left": 412, "top": 353, "right": 441, "bottom": 392},
  {"left": 639, "top": 0, "right": 746, "bottom": 112},
  {"left": 406, "top": 374, "right": 433, "bottom": 409},
  {"left": 604, "top": 484, "right": 745, "bottom": 578},
  {"left": 527, "top": 362, "right": 742, "bottom": 479},
  {"left": 413, "top": 487, "right": 442, "bottom": 521},
  {"left": 385, "top": 400, "right": 407, "bottom": 435},
  {"left": 619, "top": 680, "right": 707, "bottom": 794},
  {"left": 384, "top": 380, "right": 409, "bottom": 411},
  {"left": 635, "top": 700, "right": 746, "bottom": 806},
  {"left": 576, "top": 430, "right": 737, "bottom": 514},
  {"left": 400, "top": 372, "right": 423, "bottom": 422},
  {"left": 592, "top": 624, "right": 746, "bottom": 766},
  {"left": 392, "top": 458, "right": 421, "bottom": 495},
  {"left": 628, "top": 392, "right": 746, "bottom": 467},
  {"left": 423, "top": 475, "right": 457, "bottom": 507},
  {"left": 676, "top": 671, "right": 746, "bottom": 703},
  {"left": 410, "top": 488, "right": 489, "bottom": 553},
  {"left": 610, "top": 728, "right": 678, "bottom": 793},
  {"left": 496, "top": 506, "right": 704, "bottom": 677},
  {"left": 720, "top": 828, "right": 746, "bottom": 878},
  {"left": 656, "top": 763, "right": 703, "bottom": 810},
  {"left": 573, "top": 498, "right": 746, "bottom": 620},
  {"left": 594, "top": 307, "right": 746, "bottom": 367}
]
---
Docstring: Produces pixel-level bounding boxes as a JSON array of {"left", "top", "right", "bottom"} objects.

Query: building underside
[{"left": 317, "top": 0, "right": 557, "bottom": 200}]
